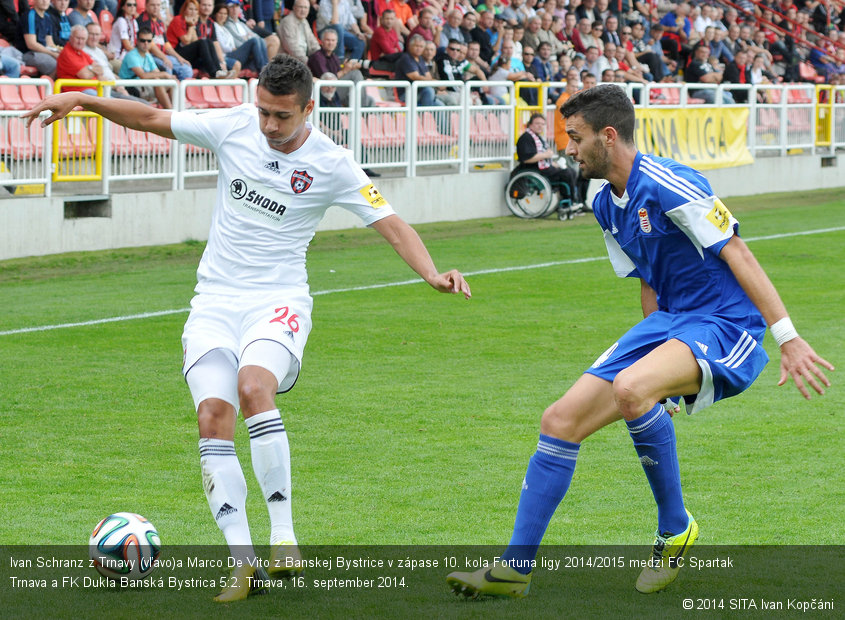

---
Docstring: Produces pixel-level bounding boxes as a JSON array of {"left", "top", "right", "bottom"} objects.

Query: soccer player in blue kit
[{"left": 447, "top": 84, "right": 834, "bottom": 599}]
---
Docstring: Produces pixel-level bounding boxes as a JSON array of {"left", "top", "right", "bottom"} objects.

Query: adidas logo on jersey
[
  {"left": 264, "top": 161, "right": 280, "bottom": 174},
  {"left": 215, "top": 503, "right": 237, "bottom": 520},
  {"left": 639, "top": 455, "right": 658, "bottom": 467},
  {"left": 696, "top": 341, "right": 709, "bottom": 355},
  {"left": 267, "top": 491, "right": 288, "bottom": 503}
]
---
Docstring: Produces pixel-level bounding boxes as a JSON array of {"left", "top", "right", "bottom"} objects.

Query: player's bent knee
[
  {"left": 540, "top": 403, "right": 584, "bottom": 443},
  {"left": 611, "top": 372, "right": 651, "bottom": 421},
  {"left": 197, "top": 398, "right": 237, "bottom": 439}
]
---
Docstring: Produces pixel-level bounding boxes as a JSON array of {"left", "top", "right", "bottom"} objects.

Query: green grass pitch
[{"left": 0, "top": 188, "right": 842, "bottom": 617}]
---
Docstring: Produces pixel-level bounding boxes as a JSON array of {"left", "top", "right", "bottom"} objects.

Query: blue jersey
[{"left": 592, "top": 152, "right": 764, "bottom": 330}]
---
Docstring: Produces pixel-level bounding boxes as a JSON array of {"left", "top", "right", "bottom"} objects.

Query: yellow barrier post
[
  {"left": 815, "top": 85, "right": 833, "bottom": 148},
  {"left": 51, "top": 79, "right": 113, "bottom": 182},
  {"left": 513, "top": 81, "right": 548, "bottom": 157}
]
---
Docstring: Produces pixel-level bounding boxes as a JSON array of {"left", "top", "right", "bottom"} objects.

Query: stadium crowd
[{"left": 1, "top": 0, "right": 844, "bottom": 101}]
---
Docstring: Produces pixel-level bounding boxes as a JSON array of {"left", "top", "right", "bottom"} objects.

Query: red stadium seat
[
  {"left": 419, "top": 111, "right": 457, "bottom": 146},
  {"left": 200, "top": 84, "right": 224, "bottom": 108},
  {"left": 110, "top": 122, "right": 154, "bottom": 155},
  {"left": 183, "top": 83, "right": 209, "bottom": 109},
  {"left": 380, "top": 113, "right": 405, "bottom": 147},
  {"left": 6, "top": 117, "right": 43, "bottom": 158},
  {"left": 0, "top": 83, "right": 25, "bottom": 110},
  {"left": 216, "top": 84, "right": 241, "bottom": 107},
  {"left": 145, "top": 130, "right": 172, "bottom": 154},
  {"left": 99, "top": 10, "right": 114, "bottom": 44},
  {"left": 486, "top": 112, "right": 509, "bottom": 143}
]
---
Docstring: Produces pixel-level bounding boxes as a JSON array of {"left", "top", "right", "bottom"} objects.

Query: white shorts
[{"left": 181, "top": 290, "right": 313, "bottom": 394}]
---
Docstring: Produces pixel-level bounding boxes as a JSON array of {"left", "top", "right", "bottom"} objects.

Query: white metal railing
[
  {"left": 0, "top": 78, "right": 53, "bottom": 195},
  {"left": 1, "top": 77, "right": 844, "bottom": 197},
  {"left": 833, "top": 87, "right": 845, "bottom": 150}
]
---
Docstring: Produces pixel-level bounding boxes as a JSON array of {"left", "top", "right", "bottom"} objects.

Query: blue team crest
[{"left": 290, "top": 170, "right": 313, "bottom": 194}]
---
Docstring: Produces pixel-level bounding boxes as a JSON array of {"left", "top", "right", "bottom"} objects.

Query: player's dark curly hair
[
  {"left": 258, "top": 54, "right": 314, "bottom": 109},
  {"left": 560, "top": 84, "right": 635, "bottom": 144}
]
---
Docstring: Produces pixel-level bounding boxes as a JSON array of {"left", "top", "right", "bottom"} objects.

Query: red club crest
[{"left": 290, "top": 170, "right": 313, "bottom": 194}]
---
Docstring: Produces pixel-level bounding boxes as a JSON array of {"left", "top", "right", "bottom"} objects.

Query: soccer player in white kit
[{"left": 25, "top": 54, "right": 471, "bottom": 602}]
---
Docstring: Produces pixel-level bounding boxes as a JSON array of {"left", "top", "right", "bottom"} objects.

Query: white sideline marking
[{"left": 2, "top": 226, "right": 843, "bottom": 337}]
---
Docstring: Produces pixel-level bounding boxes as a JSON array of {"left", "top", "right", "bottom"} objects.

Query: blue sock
[
  {"left": 500, "top": 434, "right": 579, "bottom": 574},
  {"left": 626, "top": 403, "right": 688, "bottom": 536}
]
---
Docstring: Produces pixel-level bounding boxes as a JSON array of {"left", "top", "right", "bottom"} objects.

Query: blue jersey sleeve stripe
[
  {"left": 640, "top": 157, "right": 709, "bottom": 201},
  {"left": 640, "top": 166, "right": 702, "bottom": 203}
]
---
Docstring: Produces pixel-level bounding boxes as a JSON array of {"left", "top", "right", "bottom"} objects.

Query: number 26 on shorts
[{"left": 269, "top": 306, "right": 300, "bottom": 332}]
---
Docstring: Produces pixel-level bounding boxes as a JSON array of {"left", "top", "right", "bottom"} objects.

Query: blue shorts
[{"left": 585, "top": 311, "right": 769, "bottom": 414}]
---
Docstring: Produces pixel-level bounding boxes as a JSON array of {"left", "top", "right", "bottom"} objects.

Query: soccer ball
[{"left": 88, "top": 512, "right": 161, "bottom": 581}]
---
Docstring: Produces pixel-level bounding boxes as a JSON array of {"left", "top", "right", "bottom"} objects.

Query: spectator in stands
[
  {"left": 0, "top": 0, "right": 18, "bottom": 44},
  {"left": 251, "top": 0, "right": 275, "bottom": 33},
  {"left": 659, "top": 1, "right": 691, "bottom": 65},
  {"left": 168, "top": 0, "right": 231, "bottom": 77},
  {"left": 409, "top": 7, "right": 441, "bottom": 44},
  {"left": 17, "top": 0, "right": 60, "bottom": 78},
  {"left": 515, "top": 113, "right": 581, "bottom": 207},
  {"left": 575, "top": 0, "right": 598, "bottom": 24},
  {"left": 225, "top": 1, "right": 280, "bottom": 60},
  {"left": 394, "top": 33, "right": 442, "bottom": 106},
  {"left": 68, "top": 0, "right": 96, "bottom": 29},
  {"left": 686, "top": 42, "right": 734, "bottom": 103},
  {"left": 570, "top": 17, "right": 596, "bottom": 54},
  {"left": 693, "top": 3, "right": 715, "bottom": 36},
  {"left": 561, "top": 11, "right": 577, "bottom": 44},
  {"left": 749, "top": 52, "right": 777, "bottom": 87},
  {"left": 109, "top": 0, "right": 140, "bottom": 71},
  {"left": 307, "top": 27, "right": 364, "bottom": 103},
  {"left": 1, "top": 53, "right": 22, "bottom": 76},
  {"left": 316, "top": 0, "right": 367, "bottom": 60},
  {"left": 581, "top": 71, "right": 597, "bottom": 88},
  {"left": 724, "top": 23, "right": 743, "bottom": 58},
  {"left": 217, "top": 2, "right": 271, "bottom": 74},
  {"left": 57, "top": 24, "right": 104, "bottom": 94},
  {"left": 536, "top": 11, "right": 565, "bottom": 60},
  {"left": 382, "top": 0, "right": 416, "bottom": 37},
  {"left": 369, "top": 9, "right": 402, "bottom": 60},
  {"left": 440, "top": 9, "right": 467, "bottom": 47},
  {"left": 724, "top": 48, "right": 750, "bottom": 103},
  {"left": 470, "top": 11, "right": 495, "bottom": 64},
  {"left": 278, "top": 0, "right": 320, "bottom": 63},
  {"left": 220, "top": 2, "right": 273, "bottom": 68},
  {"left": 630, "top": 21, "right": 669, "bottom": 81},
  {"left": 459, "top": 11, "right": 478, "bottom": 44},
  {"left": 434, "top": 39, "right": 469, "bottom": 105},
  {"left": 118, "top": 26, "right": 174, "bottom": 107},
  {"left": 529, "top": 40, "right": 554, "bottom": 80},
  {"left": 602, "top": 14, "right": 621, "bottom": 48},
  {"left": 465, "top": 39, "right": 491, "bottom": 76},
  {"left": 704, "top": 26, "right": 734, "bottom": 64},
  {"left": 583, "top": 44, "right": 608, "bottom": 78},
  {"left": 47, "top": 0, "right": 71, "bottom": 47},
  {"left": 522, "top": 15, "right": 541, "bottom": 52},
  {"left": 554, "top": 67, "right": 580, "bottom": 151},
  {"left": 84, "top": 21, "right": 150, "bottom": 102},
  {"left": 139, "top": 0, "right": 194, "bottom": 80}
]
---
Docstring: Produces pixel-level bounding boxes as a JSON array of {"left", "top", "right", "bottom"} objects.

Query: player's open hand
[
  {"left": 431, "top": 269, "right": 471, "bottom": 299},
  {"left": 778, "top": 337, "right": 833, "bottom": 399},
  {"left": 21, "top": 92, "right": 81, "bottom": 129}
]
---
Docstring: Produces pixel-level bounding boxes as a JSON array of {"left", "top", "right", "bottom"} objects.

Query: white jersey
[{"left": 171, "top": 105, "right": 395, "bottom": 296}]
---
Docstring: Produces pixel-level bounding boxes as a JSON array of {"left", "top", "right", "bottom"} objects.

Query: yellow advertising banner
[{"left": 634, "top": 107, "right": 754, "bottom": 170}]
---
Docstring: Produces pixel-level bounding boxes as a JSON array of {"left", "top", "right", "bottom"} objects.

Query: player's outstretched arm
[
  {"left": 22, "top": 92, "right": 176, "bottom": 139},
  {"left": 371, "top": 214, "right": 471, "bottom": 299},
  {"left": 720, "top": 236, "right": 834, "bottom": 399}
]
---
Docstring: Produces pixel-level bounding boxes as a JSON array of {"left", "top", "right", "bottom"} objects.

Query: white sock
[
  {"left": 198, "top": 438, "right": 256, "bottom": 564},
  {"left": 245, "top": 409, "right": 296, "bottom": 545}
]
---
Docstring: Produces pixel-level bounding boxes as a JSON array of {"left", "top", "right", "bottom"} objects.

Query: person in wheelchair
[{"left": 514, "top": 113, "right": 586, "bottom": 218}]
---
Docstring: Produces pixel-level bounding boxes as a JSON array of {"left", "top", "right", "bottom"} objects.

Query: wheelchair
[{"left": 505, "top": 169, "right": 586, "bottom": 220}]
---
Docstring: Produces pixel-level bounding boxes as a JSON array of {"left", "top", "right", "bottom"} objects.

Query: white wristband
[{"left": 770, "top": 317, "right": 799, "bottom": 347}]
